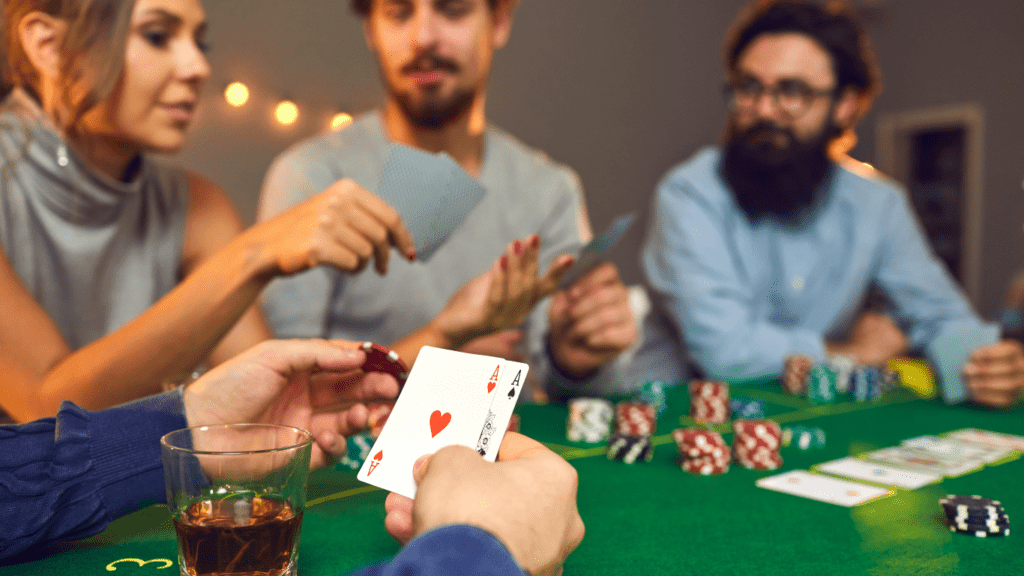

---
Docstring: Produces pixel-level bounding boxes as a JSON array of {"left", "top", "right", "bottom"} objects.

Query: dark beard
[
  {"left": 720, "top": 120, "right": 838, "bottom": 225},
  {"left": 394, "top": 88, "right": 475, "bottom": 130},
  {"left": 390, "top": 51, "right": 475, "bottom": 130}
]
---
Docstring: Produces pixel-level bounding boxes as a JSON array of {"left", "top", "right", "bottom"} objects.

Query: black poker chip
[
  {"left": 950, "top": 525, "right": 1010, "bottom": 538},
  {"left": 939, "top": 495, "right": 1002, "bottom": 509},
  {"left": 941, "top": 494, "right": 1011, "bottom": 538}
]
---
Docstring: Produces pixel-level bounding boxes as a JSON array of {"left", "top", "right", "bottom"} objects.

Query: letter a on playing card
[{"left": 357, "top": 347, "right": 527, "bottom": 498}]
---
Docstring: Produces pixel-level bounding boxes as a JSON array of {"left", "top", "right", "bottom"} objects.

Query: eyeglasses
[{"left": 724, "top": 77, "right": 837, "bottom": 119}]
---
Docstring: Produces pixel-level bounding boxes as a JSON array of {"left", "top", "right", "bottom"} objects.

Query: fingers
[
  {"left": 245, "top": 339, "right": 368, "bottom": 379},
  {"left": 412, "top": 454, "right": 433, "bottom": 483},
  {"left": 384, "top": 492, "right": 416, "bottom": 545},
  {"left": 537, "top": 254, "right": 577, "bottom": 297},
  {"left": 969, "top": 339, "right": 1024, "bottom": 363},
  {"left": 497, "top": 431, "right": 558, "bottom": 462}
]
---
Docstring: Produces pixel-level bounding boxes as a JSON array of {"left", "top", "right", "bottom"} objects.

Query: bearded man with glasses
[{"left": 640, "top": 0, "right": 1024, "bottom": 408}]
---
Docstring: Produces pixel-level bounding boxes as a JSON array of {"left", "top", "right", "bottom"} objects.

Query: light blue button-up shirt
[{"left": 641, "top": 147, "right": 981, "bottom": 381}]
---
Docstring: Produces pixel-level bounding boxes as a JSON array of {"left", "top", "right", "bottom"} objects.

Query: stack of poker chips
[
  {"left": 689, "top": 380, "right": 729, "bottom": 424},
  {"left": 730, "top": 398, "right": 766, "bottom": 419},
  {"left": 335, "top": 432, "right": 375, "bottom": 471},
  {"left": 614, "top": 401, "right": 657, "bottom": 435},
  {"left": 606, "top": 433, "right": 655, "bottom": 464},
  {"left": 566, "top": 398, "right": 613, "bottom": 443},
  {"left": 673, "top": 428, "right": 731, "bottom": 475},
  {"left": 940, "top": 495, "right": 1010, "bottom": 537},
  {"left": 781, "top": 426, "right": 826, "bottom": 450},
  {"left": 807, "top": 364, "right": 838, "bottom": 403},
  {"left": 829, "top": 354, "right": 856, "bottom": 394},
  {"left": 638, "top": 380, "right": 669, "bottom": 415},
  {"left": 783, "top": 354, "right": 814, "bottom": 395},
  {"left": 732, "top": 419, "right": 783, "bottom": 470}
]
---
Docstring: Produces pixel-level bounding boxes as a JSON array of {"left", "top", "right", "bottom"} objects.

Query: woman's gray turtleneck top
[{"left": 0, "top": 87, "right": 189, "bottom": 351}]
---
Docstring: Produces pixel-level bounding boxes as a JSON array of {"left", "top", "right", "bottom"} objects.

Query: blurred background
[{"left": 173, "top": 0, "right": 1024, "bottom": 319}]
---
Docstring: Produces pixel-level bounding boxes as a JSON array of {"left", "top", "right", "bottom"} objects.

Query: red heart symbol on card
[
  {"left": 429, "top": 411, "right": 451, "bottom": 437},
  {"left": 487, "top": 381, "right": 496, "bottom": 393}
]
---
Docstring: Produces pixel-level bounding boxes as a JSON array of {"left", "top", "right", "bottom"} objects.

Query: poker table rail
[{"left": 2, "top": 382, "right": 1021, "bottom": 576}]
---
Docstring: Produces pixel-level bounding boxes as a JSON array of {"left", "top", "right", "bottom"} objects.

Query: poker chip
[
  {"left": 606, "top": 433, "right": 655, "bottom": 464},
  {"left": 360, "top": 342, "right": 409, "bottom": 382},
  {"left": 781, "top": 426, "right": 826, "bottom": 450},
  {"left": 689, "top": 380, "right": 729, "bottom": 424},
  {"left": 673, "top": 427, "right": 731, "bottom": 475},
  {"left": 638, "top": 381, "right": 670, "bottom": 415},
  {"left": 782, "top": 354, "right": 813, "bottom": 395},
  {"left": 729, "top": 398, "right": 765, "bottom": 420},
  {"left": 615, "top": 401, "right": 657, "bottom": 436},
  {"left": 566, "top": 398, "right": 613, "bottom": 443},
  {"left": 828, "top": 354, "right": 856, "bottom": 394},
  {"left": 941, "top": 495, "right": 1011, "bottom": 538},
  {"left": 733, "top": 419, "right": 783, "bottom": 470},
  {"left": 807, "top": 364, "right": 838, "bottom": 404}
]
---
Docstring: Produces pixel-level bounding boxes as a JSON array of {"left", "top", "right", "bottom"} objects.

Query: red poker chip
[{"left": 360, "top": 342, "right": 409, "bottom": 382}]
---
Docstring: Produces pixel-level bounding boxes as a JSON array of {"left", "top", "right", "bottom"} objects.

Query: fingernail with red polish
[
  {"left": 500, "top": 255, "right": 508, "bottom": 270},
  {"left": 407, "top": 249, "right": 417, "bottom": 261},
  {"left": 513, "top": 240, "right": 522, "bottom": 255},
  {"left": 530, "top": 234, "right": 540, "bottom": 249}
]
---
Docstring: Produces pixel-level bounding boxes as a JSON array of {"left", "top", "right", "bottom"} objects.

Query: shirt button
[{"left": 791, "top": 276, "right": 805, "bottom": 292}]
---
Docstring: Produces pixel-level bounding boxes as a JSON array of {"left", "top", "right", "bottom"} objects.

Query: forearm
[
  {"left": 35, "top": 236, "right": 273, "bottom": 419},
  {"left": 0, "top": 391, "right": 185, "bottom": 560}
]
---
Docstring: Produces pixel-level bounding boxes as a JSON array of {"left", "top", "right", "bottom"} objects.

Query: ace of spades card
[{"left": 357, "top": 346, "right": 528, "bottom": 499}]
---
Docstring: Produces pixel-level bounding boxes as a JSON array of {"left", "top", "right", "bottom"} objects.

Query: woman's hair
[{"left": 2, "top": 0, "right": 136, "bottom": 132}]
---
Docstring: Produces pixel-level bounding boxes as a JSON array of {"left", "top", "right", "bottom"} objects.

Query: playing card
[
  {"left": 860, "top": 446, "right": 983, "bottom": 477},
  {"left": 376, "top": 145, "right": 486, "bottom": 261},
  {"left": 926, "top": 323, "right": 1000, "bottom": 403},
  {"left": 357, "top": 347, "right": 519, "bottom": 498},
  {"left": 901, "top": 435, "right": 1013, "bottom": 464},
  {"left": 557, "top": 211, "right": 637, "bottom": 290},
  {"left": 944, "top": 428, "right": 1024, "bottom": 452},
  {"left": 815, "top": 457, "right": 942, "bottom": 489},
  {"left": 474, "top": 360, "right": 528, "bottom": 461},
  {"left": 756, "top": 470, "right": 892, "bottom": 507}
]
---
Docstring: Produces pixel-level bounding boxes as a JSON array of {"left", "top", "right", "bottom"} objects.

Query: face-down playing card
[
  {"left": 376, "top": 145, "right": 487, "bottom": 261},
  {"left": 357, "top": 346, "right": 528, "bottom": 499}
]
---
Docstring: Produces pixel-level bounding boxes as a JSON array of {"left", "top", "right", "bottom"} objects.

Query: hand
[
  {"left": 246, "top": 178, "right": 416, "bottom": 276},
  {"left": 182, "top": 339, "right": 401, "bottom": 469},
  {"left": 384, "top": 433, "right": 585, "bottom": 576},
  {"left": 827, "top": 311, "right": 908, "bottom": 365},
  {"left": 429, "top": 235, "right": 574, "bottom": 349},
  {"left": 964, "top": 339, "right": 1024, "bottom": 408},
  {"left": 548, "top": 263, "right": 637, "bottom": 377},
  {"left": 458, "top": 329, "right": 525, "bottom": 361}
]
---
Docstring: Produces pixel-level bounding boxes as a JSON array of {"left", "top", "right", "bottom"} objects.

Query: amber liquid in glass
[{"left": 173, "top": 496, "right": 303, "bottom": 576}]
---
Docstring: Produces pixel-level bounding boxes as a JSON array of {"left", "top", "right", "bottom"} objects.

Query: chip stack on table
[
  {"left": 781, "top": 426, "right": 826, "bottom": 450},
  {"left": 807, "top": 364, "right": 838, "bottom": 404},
  {"left": 673, "top": 428, "right": 731, "bottom": 475},
  {"left": 879, "top": 368, "right": 901, "bottom": 394},
  {"left": 828, "top": 354, "right": 856, "bottom": 394},
  {"left": 782, "top": 354, "right": 814, "bottom": 395},
  {"left": 606, "top": 433, "right": 655, "bottom": 464},
  {"left": 689, "top": 380, "right": 729, "bottom": 423},
  {"left": 638, "top": 380, "right": 669, "bottom": 415},
  {"left": 730, "top": 398, "right": 765, "bottom": 419},
  {"left": 940, "top": 495, "right": 1010, "bottom": 537},
  {"left": 852, "top": 366, "right": 882, "bottom": 402},
  {"left": 733, "top": 419, "right": 783, "bottom": 470},
  {"left": 566, "top": 398, "right": 613, "bottom": 443},
  {"left": 615, "top": 401, "right": 657, "bottom": 436},
  {"left": 336, "top": 432, "right": 375, "bottom": 471}
]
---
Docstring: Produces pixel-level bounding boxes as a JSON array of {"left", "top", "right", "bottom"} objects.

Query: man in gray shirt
[{"left": 258, "top": 0, "right": 638, "bottom": 398}]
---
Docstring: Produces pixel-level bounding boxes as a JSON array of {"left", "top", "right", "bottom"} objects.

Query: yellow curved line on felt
[
  {"left": 307, "top": 485, "right": 381, "bottom": 507},
  {"left": 106, "top": 558, "right": 173, "bottom": 571}
]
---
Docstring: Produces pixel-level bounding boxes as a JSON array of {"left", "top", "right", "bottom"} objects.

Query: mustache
[
  {"left": 740, "top": 120, "right": 795, "bottom": 142},
  {"left": 401, "top": 52, "right": 460, "bottom": 74}
]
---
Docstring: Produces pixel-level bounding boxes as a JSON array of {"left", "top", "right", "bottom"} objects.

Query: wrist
[{"left": 546, "top": 334, "right": 598, "bottom": 380}]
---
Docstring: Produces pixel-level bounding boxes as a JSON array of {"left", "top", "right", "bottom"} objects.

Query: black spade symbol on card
[{"left": 507, "top": 388, "right": 515, "bottom": 399}]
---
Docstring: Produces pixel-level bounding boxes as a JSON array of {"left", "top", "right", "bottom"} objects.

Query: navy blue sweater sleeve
[
  {"left": 0, "top": 391, "right": 186, "bottom": 560},
  {"left": 351, "top": 525, "right": 526, "bottom": 576}
]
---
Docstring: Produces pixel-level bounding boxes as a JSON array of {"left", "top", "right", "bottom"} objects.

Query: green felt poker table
[{"left": 2, "top": 382, "right": 1021, "bottom": 576}]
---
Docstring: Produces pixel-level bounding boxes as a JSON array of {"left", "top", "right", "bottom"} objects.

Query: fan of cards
[{"left": 357, "top": 346, "right": 528, "bottom": 499}]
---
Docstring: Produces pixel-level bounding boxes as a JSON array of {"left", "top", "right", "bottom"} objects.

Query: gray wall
[{"left": 175, "top": 0, "right": 1022, "bottom": 318}]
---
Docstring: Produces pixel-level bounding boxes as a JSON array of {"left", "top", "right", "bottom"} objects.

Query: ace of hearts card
[{"left": 357, "top": 346, "right": 527, "bottom": 498}]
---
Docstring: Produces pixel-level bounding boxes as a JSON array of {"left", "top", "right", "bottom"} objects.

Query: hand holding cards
[{"left": 357, "top": 347, "right": 528, "bottom": 498}]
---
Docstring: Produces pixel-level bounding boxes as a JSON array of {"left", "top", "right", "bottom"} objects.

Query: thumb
[{"left": 412, "top": 454, "right": 432, "bottom": 484}]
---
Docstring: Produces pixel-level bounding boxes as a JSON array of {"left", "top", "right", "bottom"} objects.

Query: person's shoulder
[
  {"left": 270, "top": 111, "right": 387, "bottom": 180},
  {"left": 657, "top": 147, "right": 730, "bottom": 204},
  {"left": 832, "top": 155, "right": 907, "bottom": 207},
  {"left": 484, "top": 125, "right": 581, "bottom": 193}
]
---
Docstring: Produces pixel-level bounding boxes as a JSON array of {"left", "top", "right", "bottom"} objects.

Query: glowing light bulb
[
  {"left": 330, "top": 113, "right": 353, "bottom": 131},
  {"left": 275, "top": 100, "right": 299, "bottom": 125},
  {"left": 224, "top": 82, "right": 249, "bottom": 107}
]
